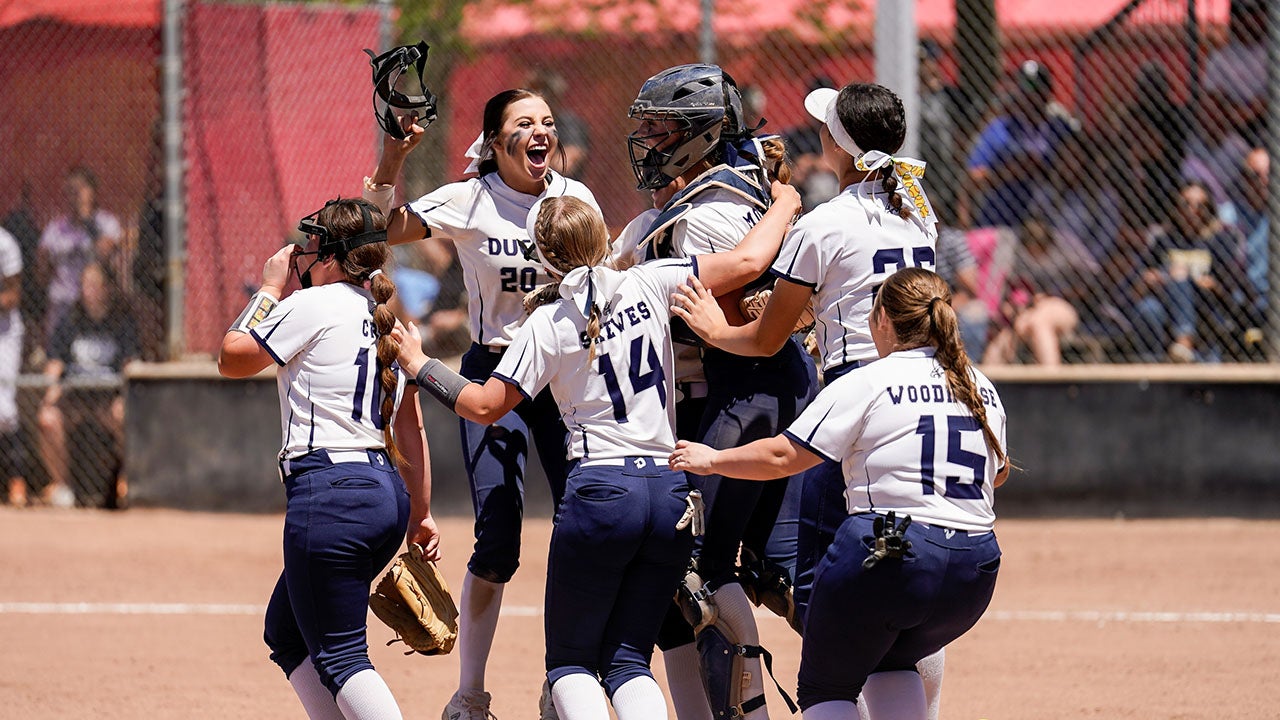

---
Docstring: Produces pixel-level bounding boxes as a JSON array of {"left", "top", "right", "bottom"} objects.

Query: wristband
[
  {"left": 228, "top": 291, "right": 279, "bottom": 334},
  {"left": 363, "top": 176, "right": 396, "bottom": 214},
  {"left": 415, "top": 358, "right": 469, "bottom": 411}
]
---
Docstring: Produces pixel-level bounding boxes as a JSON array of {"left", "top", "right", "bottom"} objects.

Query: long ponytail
[
  {"left": 877, "top": 267, "right": 1007, "bottom": 467},
  {"left": 368, "top": 270, "right": 404, "bottom": 467}
]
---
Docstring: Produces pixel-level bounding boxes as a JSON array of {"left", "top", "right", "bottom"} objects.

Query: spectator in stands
[
  {"left": 982, "top": 211, "right": 1098, "bottom": 366},
  {"left": 934, "top": 226, "right": 988, "bottom": 360},
  {"left": 37, "top": 262, "right": 137, "bottom": 508},
  {"left": 133, "top": 122, "right": 167, "bottom": 361},
  {"left": 1205, "top": 0, "right": 1268, "bottom": 148},
  {"left": 36, "top": 167, "right": 123, "bottom": 357},
  {"left": 1048, "top": 128, "right": 1121, "bottom": 263},
  {"left": 0, "top": 225, "right": 28, "bottom": 507},
  {"left": 918, "top": 39, "right": 964, "bottom": 227},
  {"left": 526, "top": 69, "right": 591, "bottom": 181},
  {"left": 1137, "top": 180, "right": 1256, "bottom": 362},
  {"left": 783, "top": 76, "right": 839, "bottom": 210},
  {"left": 1225, "top": 148, "right": 1269, "bottom": 317},
  {"left": 418, "top": 241, "right": 470, "bottom": 358},
  {"left": 966, "top": 60, "right": 1077, "bottom": 230},
  {"left": 1180, "top": 98, "right": 1251, "bottom": 212},
  {"left": 1120, "top": 62, "right": 1190, "bottom": 231}
]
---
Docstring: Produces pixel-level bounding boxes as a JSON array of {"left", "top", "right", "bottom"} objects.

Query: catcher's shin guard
[
  {"left": 675, "top": 562, "right": 718, "bottom": 635},
  {"left": 692, "top": 581, "right": 798, "bottom": 718},
  {"left": 739, "top": 548, "right": 800, "bottom": 634}
]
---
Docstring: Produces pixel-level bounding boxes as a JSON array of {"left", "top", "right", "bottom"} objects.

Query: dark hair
[
  {"left": 66, "top": 166, "right": 99, "bottom": 192},
  {"left": 476, "top": 88, "right": 543, "bottom": 177},
  {"left": 834, "top": 83, "right": 909, "bottom": 219},
  {"left": 315, "top": 199, "right": 404, "bottom": 466},
  {"left": 874, "top": 267, "right": 1007, "bottom": 467}
]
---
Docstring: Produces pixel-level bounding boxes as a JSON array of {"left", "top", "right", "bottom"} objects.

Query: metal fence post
[
  {"left": 875, "top": 0, "right": 919, "bottom": 157},
  {"left": 1267, "top": 0, "right": 1280, "bottom": 360},
  {"left": 162, "top": 0, "right": 186, "bottom": 360}
]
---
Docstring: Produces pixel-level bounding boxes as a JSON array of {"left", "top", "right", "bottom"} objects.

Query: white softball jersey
[
  {"left": 492, "top": 258, "right": 697, "bottom": 461},
  {"left": 772, "top": 184, "right": 937, "bottom": 371},
  {"left": 784, "top": 348, "right": 1005, "bottom": 533},
  {"left": 251, "top": 282, "right": 406, "bottom": 460},
  {"left": 404, "top": 171, "right": 600, "bottom": 347}
]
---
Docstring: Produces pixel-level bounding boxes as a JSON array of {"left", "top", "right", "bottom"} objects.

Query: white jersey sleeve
[
  {"left": 490, "top": 307, "right": 563, "bottom": 401},
  {"left": 250, "top": 292, "right": 324, "bottom": 366},
  {"left": 404, "top": 181, "right": 481, "bottom": 239},
  {"left": 772, "top": 216, "right": 832, "bottom": 289}
]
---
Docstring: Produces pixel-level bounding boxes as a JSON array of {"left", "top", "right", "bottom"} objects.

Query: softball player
[
  {"left": 363, "top": 89, "right": 600, "bottom": 719},
  {"left": 671, "top": 267, "right": 1007, "bottom": 720},
  {"left": 397, "top": 193, "right": 798, "bottom": 720},
  {"left": 671, "top": 81, "right": 948, "bottom": 718},
  {"left": 218, "top": 198, "right": 438, "bottom": 720},
  {"left": 625, "top": 63, "right": 815, "bottom": 720}
]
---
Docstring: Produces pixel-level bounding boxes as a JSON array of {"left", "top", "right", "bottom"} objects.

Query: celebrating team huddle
[{"left": 219, "top": 46, "right": 1009, "bottom": 720}]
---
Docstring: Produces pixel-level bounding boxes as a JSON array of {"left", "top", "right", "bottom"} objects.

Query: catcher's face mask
[{"left": 364, "top": 41, "right": 439, "bottom": 139}]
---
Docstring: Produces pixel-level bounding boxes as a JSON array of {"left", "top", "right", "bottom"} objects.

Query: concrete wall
[{"left": 125, "top": 363, "right": 1280, "bottom": 517}]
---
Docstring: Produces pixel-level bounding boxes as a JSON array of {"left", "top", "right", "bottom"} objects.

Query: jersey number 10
[{"left": 352, "top": 347, "right": 385, "bottom": 430}]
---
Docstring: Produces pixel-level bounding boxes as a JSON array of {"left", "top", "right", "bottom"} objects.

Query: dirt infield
[{"left": 1, "top": 508, "right": 1276, "bottom": 719}]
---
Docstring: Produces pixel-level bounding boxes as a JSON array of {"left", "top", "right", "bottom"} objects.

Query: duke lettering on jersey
[{"left": 486, "top": 237, "right": 530, "bottom": 257}]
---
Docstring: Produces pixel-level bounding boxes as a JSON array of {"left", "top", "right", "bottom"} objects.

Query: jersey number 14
[{"left": 598, "top": 335, "right": 666, "bottom": 424}]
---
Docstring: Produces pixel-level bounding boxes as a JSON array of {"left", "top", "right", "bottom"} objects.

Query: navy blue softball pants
[
  {"left": 793, "top": 358, "right": 863, "bottom": 627},
  {"left": 545, "top": 456, "right": 695, "bottom": 695},
  {"left": 264, "top": 449, "right": 409, "bottom": 695},
  {"left": 798, "top": 513, "right": 1001, "bottom": 710},
  {"left": 459, "top": 342, "right": 570, "bottom": 583}
]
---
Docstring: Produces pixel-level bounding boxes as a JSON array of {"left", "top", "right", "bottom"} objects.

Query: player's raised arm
[
  {"left": 364, "top": 111, "right": 431, "bottom": 246},
  {"left": 392, "top": 320, "right": 522, "bottom": 426}
]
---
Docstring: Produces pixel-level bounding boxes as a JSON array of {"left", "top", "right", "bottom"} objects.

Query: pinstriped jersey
[
  {"left": 784, "top": 348, "right": 1004, "bottom": 533},
  {"left": 772, "top": 184, "right": 936, "bottom": 371},
  {"left": 404, "top": 171, "right": 600, "bottom": 347},
  {"left": 251, "top": 282, "right": 406, "bottom": 460},
  {"left": 492, "top": 259, "right": 697, "bottom": 461}
]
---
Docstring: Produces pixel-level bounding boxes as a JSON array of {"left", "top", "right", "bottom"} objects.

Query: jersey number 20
[{"left": 598, "top": 336, "right": 666, "bottom": 424}]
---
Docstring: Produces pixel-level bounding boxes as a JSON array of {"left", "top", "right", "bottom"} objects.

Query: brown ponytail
[
  {"left": 368, "top": 270, "right": 404, "bottom": 467},
  {"left": 880, "top": 168, "right": 910, "bottom": 220},
  {"left": 876, "top": 267, "right": 1007, "bottom": 467},
  {"left": 759, "top": 136, "right": 792, "bottom": 185}
]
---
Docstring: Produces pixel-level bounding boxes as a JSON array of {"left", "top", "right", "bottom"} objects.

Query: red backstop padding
[{"left": 183, "top": 2, "right": 381, "bottom": 354}]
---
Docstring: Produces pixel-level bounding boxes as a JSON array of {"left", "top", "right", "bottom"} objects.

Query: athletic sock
[
  {"left": 662, "top": 642, "right": 712, "bottom": 720},
  {"left": 861, "top": 670, "right": 926, "bottom": 720},
  {"left": 550, "top": 672, "right": 609, "bottom": 719},
  {"left": 802, "top": 700, "right": 859, "bottom": 720},
  {"left": 711, "top": 582, "right": 769, "bottom": 719},
  {"left": 918, "top": 648, "right": 946, "bottom": 720},
  {"left": 458, "top": 571, "right": 505, "bottom": 692},
  {"left": 334, "top": 669, "right": 403, "bottom": 720},
  {"left": 611, "top": 675, "right": 668, "bottom": 720},
  {"left": 287, "top": 659, "right": 345, "bottom": 720}
]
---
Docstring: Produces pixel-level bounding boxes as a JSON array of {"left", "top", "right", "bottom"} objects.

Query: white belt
[
  {"left": 280, "top": 449, "right": 387, "bottom": 477},
  {"left": 578, "top": 456, "right": 666, "bottom": 468},
  {"left": 675, "top": 381, "right": 708, "bottom": 400}
]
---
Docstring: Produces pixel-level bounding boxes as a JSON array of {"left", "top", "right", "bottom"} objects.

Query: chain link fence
[{"left": 0, "top": 0, "right": 1270, "bottom": 506}]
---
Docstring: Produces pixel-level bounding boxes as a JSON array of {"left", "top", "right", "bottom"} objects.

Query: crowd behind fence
[{"left": 0, "top": 0, "right": 1270, "bottom": 507}]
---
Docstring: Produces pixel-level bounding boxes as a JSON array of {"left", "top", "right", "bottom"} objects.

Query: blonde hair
[
  {"left": 525, "top": 196, "right": 610, "bottom": 367},
  {"left": 874, "top": 267, "right": 1007, "bottom": 466},
  {"left": 317, "top": 199, "right": 404, "bottom": 467}
]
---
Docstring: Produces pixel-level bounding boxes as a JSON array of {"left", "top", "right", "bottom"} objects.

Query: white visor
[{"left": 804, "top": 87, "right": 862, "bottom": 158}]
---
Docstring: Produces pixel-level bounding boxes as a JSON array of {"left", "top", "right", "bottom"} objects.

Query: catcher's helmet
[{"left": 627, "top": 64, "right": 744, "bottom": 190}]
